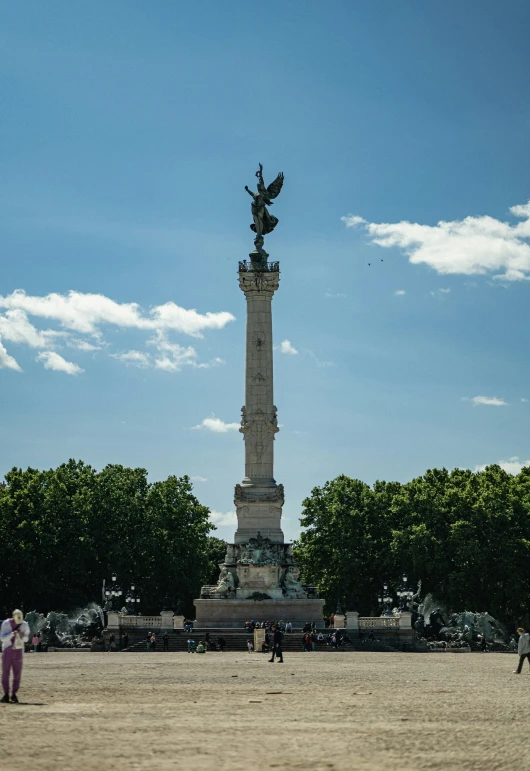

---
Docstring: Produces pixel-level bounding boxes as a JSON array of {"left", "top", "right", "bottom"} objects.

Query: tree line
[
  {"left": 2, "top": 459, "right": 529, "bottom": 626},
  {"left": 293, "top": 465, "right": 530, "bottom": 626},
  {"left": 0, "top": 460, "right": 226, "bottom": 618}
]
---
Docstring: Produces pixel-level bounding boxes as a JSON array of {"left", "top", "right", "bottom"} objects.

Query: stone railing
[
  {"left": 238, "top": 260, "right": 280, "bottom": 273},
  {"left": 107, "top": 611, "right": 183, "bottom": 631},
  {"left": 359, "top": 617, "right": 400, "bottom": 629},
  {"left": 120, "top": 616, "right": 162, "bottom": 629}
]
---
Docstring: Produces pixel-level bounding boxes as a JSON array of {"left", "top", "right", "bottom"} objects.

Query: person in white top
[
  {"left": 1, "top": 609, "right": 30, "bottom": 703},
  {"left": 513, "top": 627, "right": 530, "bottom": 674}
]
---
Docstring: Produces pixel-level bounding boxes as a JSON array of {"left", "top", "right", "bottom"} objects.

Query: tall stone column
[{"left": 234, "top": 261, "right": 284, "bottom": 544}]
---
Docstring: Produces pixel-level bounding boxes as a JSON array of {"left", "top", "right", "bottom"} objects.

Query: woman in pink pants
[{"left": 1, "top": 609, "right": 30, "bottom": 704}]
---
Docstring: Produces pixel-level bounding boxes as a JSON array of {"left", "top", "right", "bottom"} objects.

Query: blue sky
[{"left": 1, "top": 1, "right": 530, "bottom": 542}]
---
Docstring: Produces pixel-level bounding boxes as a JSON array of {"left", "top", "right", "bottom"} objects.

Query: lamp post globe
[{"left": 397, "top": 573, "right": 414, "bottom": 612}]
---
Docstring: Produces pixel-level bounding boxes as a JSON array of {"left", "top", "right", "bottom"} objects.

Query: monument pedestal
[{"left": 195, "top": 598, "right": 324, "bottom": 629}]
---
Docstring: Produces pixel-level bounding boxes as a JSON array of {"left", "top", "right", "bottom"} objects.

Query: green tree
[
  {"left": 203, "top": 536, "right": 228, "bottom": 586},
  {"left": 294, "top": 475, "right": 400, "bottom": 615},
  {"left": 0, "top": 461, "right": 216, "bottom": 617},
  {"left": 295, "top": 467, "right": 530, "bottom": 624},
  {"left": 143, "top": 475, "right": 212, "bottom": 615}
]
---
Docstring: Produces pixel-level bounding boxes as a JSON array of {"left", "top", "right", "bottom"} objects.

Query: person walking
[
  {"left": 513, "top": 627, "right": 530, "bottom": 673},
  {"left": 150, "top": 632, "right": 156, "bottom": 651},
  {"left": 123, "top": 633, "right": 129, "bottom": 650},
  {"left": 32, "top": 634, "right": 39, "bottom": 653},
  {"left": 109, "top": 633, "right": 117, "bottom": 652},
  {"left": 217, "top": 636, "right": 226, "bottom": 653},
  {"left": 163, "top": 632, "right": 169, "bottom": 652},
  {"left": 247, "top": 639, "right": 254, "bottom": 653},
  {"left": 269, "top": 625, "right": 284, "bottom": 663},
  {"left": 1, "top": 609, "right": 30, "bottom": 703}
]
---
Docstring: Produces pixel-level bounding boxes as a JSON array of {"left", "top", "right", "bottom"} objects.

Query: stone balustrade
[
  {"left": 359, "top": 617, "right": 400, "bottom": 629},
  {"left": 107, "top": 610, "right": 413, "bottom": 635},
  {"left": 120, "top": 615, "right": 162, "bottom": 628},
  {"left": 107, "top": 612, "right": 184, "bottom": 632}
]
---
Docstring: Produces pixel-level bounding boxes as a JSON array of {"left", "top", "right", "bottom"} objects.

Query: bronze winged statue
[{"left": 245, "top": 163, "right": 284, "bottom": 251}]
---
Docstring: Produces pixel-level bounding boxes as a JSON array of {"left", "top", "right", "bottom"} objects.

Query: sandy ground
[{"left": 0, "top": 651, "right": 526, "bottom": 770}]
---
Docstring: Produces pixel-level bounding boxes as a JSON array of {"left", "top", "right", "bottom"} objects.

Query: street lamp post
[
  {"left": 125, "top": 583, "right": 141, "bottom": 615},
  {"left": 104, "top": 572, "right": 123, "bottom": 612},
  {"left": 396, "top": 573, "right": 414, "bottom": 612},
  {"left": 377, "top": 582, "right": 394, "bottom": 616}
]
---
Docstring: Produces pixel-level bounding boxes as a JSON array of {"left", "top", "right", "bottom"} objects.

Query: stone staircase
[{"left": 120, "top": 629, "right": 399, "bottom": 653}]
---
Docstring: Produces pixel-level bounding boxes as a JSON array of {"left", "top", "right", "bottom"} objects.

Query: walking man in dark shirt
[
  {"left": 163, "top": 632, "right": 169, "bottom": 651},
  {"left": 269, "top": 625, "right": 284, "bottom": 663}
]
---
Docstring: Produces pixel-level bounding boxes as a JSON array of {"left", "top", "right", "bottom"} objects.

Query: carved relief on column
[
  {"left": 240, "top": 405, "right": 279, "bottom": 480},
  {"left": 238, "top": 269, "right": 280, "bottom": 298},
  {"left": 234, "top": 483, "right": 285, "bottom": 506}
]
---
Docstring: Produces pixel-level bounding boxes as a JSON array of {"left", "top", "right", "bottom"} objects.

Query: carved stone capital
[
  {"left": 238, "top": 270, "right": 279, "bottom": 298},
  {"left": 239, "top": 406, "right": 280, "bottom": 436}
]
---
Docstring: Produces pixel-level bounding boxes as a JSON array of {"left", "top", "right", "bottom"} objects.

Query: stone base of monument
[{"left": 194, "top": 598, "right": 325, "bottom": 628}]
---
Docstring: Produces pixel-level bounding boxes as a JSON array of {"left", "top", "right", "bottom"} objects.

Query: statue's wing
[{"left": 266, "top": 172, "right": 284, "bottom": 200}]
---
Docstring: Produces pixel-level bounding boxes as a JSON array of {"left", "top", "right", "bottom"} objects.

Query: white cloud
[
  {"left": 191, "top": 476, "right": 207, "bottom": 483},
  {"left": 149, "top": 330, "right": 206, "bottom": 372},
  {"left": 342, "top": 200, "right": 530, "bottom": 281},
  {"left": 521, "top": 398, "right": 528, "bottom": 403},
  {"left": 37, "top": 351, "right": 84, "bottom": 375},
  {"left": 192, "top": 416, "right": 240, "bottom": 433},
  {"left": 209, "top": 510, "right": 237, "bottom": 527},
  {"left": 0, "top": 289, "right": 234, "bottom": 375},
  {"left": 307, "top": 350, "right": 335, "bottom": 368},
  {"left": 344, "top": 215, "right": 366, "bottom": 227},
  {"left": 430, "top": 288, "right": 451, "bottom": 297},
  {"left": 110, "top": 338, "right": 225, "bottom": 373},
  {"left": 325, "top": 290, "right": 346, "bottom": 299},
  {"left": 67, "top": 338, "right": 101, "bottom": 351},
  {"left": 474, "top": 456, "right": 530, "bottom": 475},
  {"left": 469, "top": 395, "right": 508, "bottom": 407},
  {"left": 0, "top": 339, "right": 22, "bottom": 371},
  {"left": 0, "top": 309, "right": 61, "bottom": 348},
  {"left": 0, "top": 289, "right": 235, "bottom": 337},
  {"left": 278, "top": 340, "right": 298, "bottom": 355},
  {"left": 394, "top": 289, "right": 406, "bottom": 296},
  {"left": 110, "top": 350, "right": 151, "bottom": 368}
]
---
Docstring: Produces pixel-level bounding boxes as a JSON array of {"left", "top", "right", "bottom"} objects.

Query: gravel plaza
[{"left": 0, "top": 650, "right": 526, "bottom": 771}]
